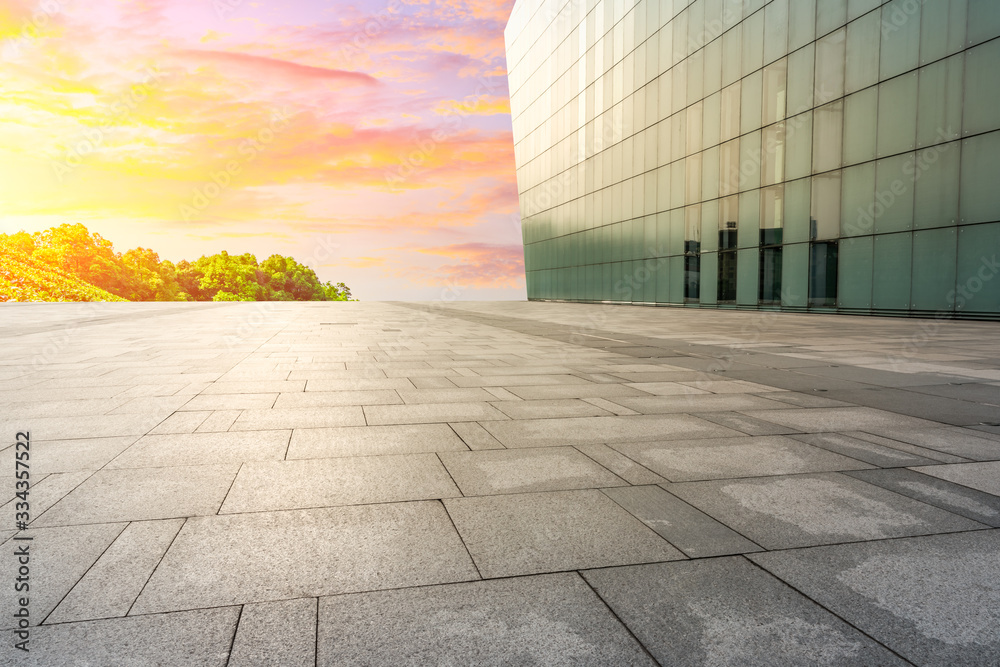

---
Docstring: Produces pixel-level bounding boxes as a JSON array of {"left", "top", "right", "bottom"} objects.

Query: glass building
[{"left": 505, "top": 0, "right": 1000, "bottom": 318}]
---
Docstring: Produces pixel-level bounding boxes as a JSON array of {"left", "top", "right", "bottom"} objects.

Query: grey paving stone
[
  {"left": 911, "top": 461, "right": 1000, "bottom": 496},
  {"left": 229, "top": 598, "right": 316, "bottom": 667},
  {"left": 305, "top": 378, "right": 415, "bottom": 391},
  {"left": 363, "top": 402, "right": 508, "bottom": 425},
  {"left": 763, "top": 391, "right": 856, "bottom": 408},
  {"left": 582, "top": 557, "right": 909, "bottom": 667},
  {"left": 22, "top": 607, "right": 239, "bottom": 666},
  {"left": 230, "top": 406, "right": 365, "bottom": 431},
  {"left": 221, "top": 453, "right": 461, "bottom": 513},
  {"left": 863, "top": 427, "right": 1000, "bottom": 461},
  {"left": 680, "top": 380, "right": 785, "bottom": 393},
  {"left": 195, "top": 410, "right": 242, "bottom": 432},
  {"left": 602, "top": 486, "right": 762, "bottom": 557},
  {"left": 288, "top": 423, "right": 468, "bottom": 458},
  {"left": 273, "top": 389, "right": 402, "bottom": 407},
  {"left": 668, "top": 472, "right": 986, "bottom": 549},
  {"left": 47, "top": 519, "right": 184, "bottom": 623},
  {"left": 844, "top": 468, "right": 1000, "bottom": 527},
  {"left": 823, "top": 387, "right": 1000, "bottom": 426},
  {"left": 107, "top": 431, "right": 290, "bottom": 468},
  {"left": 179, "top": 393, "right": 278, "bottom": 411},
  {"left": 492, "top": 398, "right": 613, "bottom": 420},
  {"left": 695, "top": 411, "right": 800, "bottom": 435},
  {"left": 443, "top": 489, "right": 683, "bottom": 578},
  {"left": 581, "top": 396, "right": 640, "bottom": 415},
  {"left": 396, "top": 387, "right": 497, "bottom": 404},
  {"left": 505, "top": 383, "right": 651, "bottom": 399},
  {"left": 33, "top": 465, "right": 239, "bottom": 526},
  {"left": 609, "top": 393, "right": 793, "bottom": 414},
  {"left": 742, "top": 407, "right": 942, "bottom": 433},
  {"left": 439, "top": 447, "right": 626, "bottom": 496},
  {"left": 844, "top": 431, "right": 972, "bottom": 463},
  {"left": 624, "top": 382, "right": 710, "bottom": 396},
  {"left": 409, "top": 376, "right": 458, "bottom": 389},
  {"left": 108, "top": 395, "right": 194, "bottom": 415},
  {"left": 574, "top": 443, "right": 666, "bottom": 484},
  {"left": 147, "top": 411, "right": 211, "bottom": 434},
  {"left": 481, "top": 414, "right": 742, "bottom": 448},
  {"left": 200, "top": 381, "right": 305, "bottom": 394},
  {"left": 611, "top": 436, "right": 872, "bottom": 482},
  {"left": 317, "top": 573, "right": 657, "bottom": 667},
  {"left": 484, "top": 386, "right": 523, "bottom": 401},
  {"left": 448, "top": 421, "right": 505, "bottom": 450},
  {"left": 791, "top": 432, "right": 942, "bottom": 467},
  {"left": 2, "top": 471, "right": 91, "bottom": 520},
  {"left": 750, "top": 530, "right": 1000, "bottom": 666},
  {"left": 0, "top": 413, "right": 169, "bottom": 440},
  {"left": 451, "top": 374, "right": 593, "bottom": 387},
  {"left": 0, "top": 522, "right": 125, "bottom": 629},
  {"left": 0, "top": 437, "right": 136, "bottom": 474},
  {"left": 4, "top": 397, "right": 129, "bottom": 418},
  {"left": 131, "top": 502, "right": 478, "bottom": 614}
]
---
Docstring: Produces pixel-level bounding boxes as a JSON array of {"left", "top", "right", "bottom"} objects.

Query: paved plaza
[{"left": 1, "top": 301, "right": 999, "bottom": 666}]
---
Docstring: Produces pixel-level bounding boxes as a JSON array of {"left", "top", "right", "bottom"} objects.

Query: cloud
[{"left": 173, "top": 49, "right": 379, "bottom": 86}]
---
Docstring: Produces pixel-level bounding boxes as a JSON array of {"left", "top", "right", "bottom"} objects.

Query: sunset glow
[{"left": 0, "top": 0, "right": 523, "bottom": 300}]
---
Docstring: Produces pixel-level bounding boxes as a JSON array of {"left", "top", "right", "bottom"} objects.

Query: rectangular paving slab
[
  {"left": 220, "top": 453, "right": 461, "bottom": 513},
  {"left": 363, "top": 402, "right": 509, "bottom": 425},
  {"left": 317, "top": 573, "right": 657, "bottom": 666},
  {"left": 910, "top": 461, "right": 1000, "bottom": 496},
  {"left": 131, "top": 501, "right": 479, "bottom": 614},
  {"left": 438, "top": 447, "right": 627, "bottom": 496},
  {"left": 741, "top": 407, "right": 942, "bottom": 433},
  {"left": 581, "top": 557, "right": 909, "bottom": 667},
  {"left": 790, "top": 432, "right": 942, "bottom": 467},
  {"left": 481, "top": 414, "right": 742, "bottom": 448},
  {"left": 106, "top": 431, "right": 291, "bottom": 468},
  {"left": 610, "top": 436, "right": 872, "bottom": 482},
  {"left": 665, "top": 472, "right": 986, "bottom": 549},
  {"left": 230, "top": 406, "right": 365, "bottom": 430},
  {"left": 287, "top": 423, "right": 469, "bottom": 458},
  {"left": 443, "top": 489, "right": 683, "bottom": 578},
  {"left": 608, "top": 394, "right": 793, "bottom": 414},
  {"left": 228, "top": 598, "right": 316, "bottom": 667},
  {"left": 750, "top": 530, "right": 1000, "bottom": 666},
  {"left": 0, "top": 436, "right": 136, "bottom": 474},
  {"left": 844, "top": 468, "right": 1000, "bottom": 527}
]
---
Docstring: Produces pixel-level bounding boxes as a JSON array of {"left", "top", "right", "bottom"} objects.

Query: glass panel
[
  {"left": 786, "top": 43, "right": 815, "bottom": 115},
  {"left": 759, "top": 247, "right": 783, "bottom": 304},
  {"left": 914, "top": 142, "right": 961, "bottom": 229},
  {"left": 956, "top": 223, "right": 1000, "bottom": 314},
  {"left": 845, "top": 10, "right": 880, "bottom": 94},
  {"left": 785, "top": 111, "right": 813, "bottom": 180},
  {"left": 762, "top": 59, "right": 788, "bottom": 126},
  {"left": 880, "top": 0, "right": 921, "bottom": 80},
  {"left": 702, "top": 145, "right": 720, "bottom": 201},
  {"left": 742, "top": 9, "right": 765, "bottom": 76},
  {"left": 911, "top": 228, "right": 958, "bottom": 311},
  {"left": 816, "top": 0, "right": 848, "bottom": 36},
  {"left": 837, "top": 236, "right": 873, "bottom": 308},
  {"left": 670, "top": 159, "right": 685, "bottom": 210},
  {"left": 811, "top": 170, "right": 842, "bottom": 240},
  {"left": 703, "top": 92, "right": 721, "bottom": 149},
  {"left": 849, "top": 0, "right": 881, "bottom": 21},
  {"left": 668, "top": 256, "right": 685, "bottom": 303},
  {"left": 720, "top": 82, "right": 742, "bottom": 142},
  {"left": 920, "top": 0, "right": 967, "bottom": 64},
  {"left": 722, "top": 23, "right": 742, "bottom": 87},
  {"left": 720, "top": 139, "right": 740, "bottom": 196},
  {"left": 815, "top": 28, "right": 846, "bottom": 105},
  {"left": 736, "top": 248, "right": 760, "bottom": 304},
  {"left": 700, "top": 251, "right": 719, "bottom": 304},
  {"left": 704, "top": 36, "right": 723, "bottom": 95},
  {"left": 812, "top": 101, "right": 844, "bottom": 174},
  {"left": 877, "top": 72, "right": 918, "bottom": 158},
  {"left": 760, "top": 185, "right": 785, "bottom": 246},
  {"left": 917, "top": 54, "right": 963, "bottom": 148},
  {"left": 762, "top": 123, "right": 786, "bottom": 186},
  {"left": 963, "top": 39, "right": 1000, "bottom": 137},
  {"left": 687, "top": 102, "right": 704, "bottom": 156},
  {"left": 872, "top": 232, "right": 913, "bottom": 310},
  {"left": 718, "top": 250, "right": 738, "bottom": 302},
  {"left": 782, "top": 242, "right": 809, "bottom": 306},
  {"left": 967, "top": 0, "right": 1000, "bottom": 47},
  {"left": 687, "top": 49, "right": 705, "bottom": 107},
  {"left": 789, "top": 0, "right": 817, "bottom": 51},
  {"left": 809, "top": 241, "right": 839, "bottom": 306},
  {"left": 719, "top": 196, "right": 740, "bottom": 250},
  {"left": 656, "top": 211, "right": 671, "bottom": 255},
  {"left": 843, "top": 88, "right": 878, "bottom": 165},
  {"left": 701, "top": 199, "right": 720, "bottom": 252},
  {"left": 960, "top": 130, "right": 1000, "bottom": 225},
  {"left": 874, "top": 153, "right": 916, "bottom": 233},
  {"left": 686, "top": 153, "right": 703, "bottom": 205},
  {"left": 784, "top": 178, "right": 812, "bottom": 243},
  {"left": 739, "top": 130, "right": 762, "bottom": 192},
  {"left": 764, "top": 0, "right": 790, "bottom": 65},
  {"left": 741, "top": 70, "right": 763, "bottom": 136},
  {"left": 670, "top": 208, "right": 686, "bottom": 255},
  {"left": 739, "top": 189, "right": 761, "bottom": 248},
  {"left": 655, "top": 254, "right": 670, "bottom": 303},
  {"left": 841, "top": 162, "right": 876, "bottom": 237}
]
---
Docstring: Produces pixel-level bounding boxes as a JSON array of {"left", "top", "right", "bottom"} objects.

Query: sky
[{"left": 0, "top": 0, "right": 524, "bottom": 300}]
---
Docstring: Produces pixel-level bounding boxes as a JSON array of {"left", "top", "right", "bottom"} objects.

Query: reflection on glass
[
  {"left": 759, "top": 246, "right": 783, "bottom": 304},
  {"left": 810, "top": 241, "right": 839, "bottom": 306},
  {"left": 813, "top": 101, "right": 843, "bottom": 174},
  {"left": 685, "top": 205, "right": 701, "bottom": 302},
  {"left": 762, "top": 122, "right": 786, "bottom": 186},
  {"left": 811, "top": 171, "right": 842, "bottom": 241},
  {"left": 760, "top": 185, "right": 785, "bottom": 246},
  {"left": 762, "top": 59, "right": 787, "bottom": 126}
]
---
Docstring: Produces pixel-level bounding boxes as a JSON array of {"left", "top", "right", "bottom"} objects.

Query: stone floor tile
[
  {"left": 791, "top": 432, "right": 942, "bottom": 467},
  {"left": 581, "top": 397, "right": 640, "bottom": 415},
  {"left": 843, "top": 431, "right": 971, "bottom": 463},
  {"left": 750, "top": 530, "right": 1000, "bottom": 666},
  {"left": 911, "top": 461, "right": 1000, "bottom": 496},
  {"left": 147, "top": 411, "right": 211, "bottom": 435},
  {"left": 443, "top": 489, "right": 683, "bottom": 578},
  {"left": 506, "top": 384, "right": 652, "bottom": 400},
  {"left": 492, "top": 398, "right": 613, "bottom": 420},
  {"left": 862, "top": 427, "right": 1000, "bottom": 461},
  {"left": 624, "top": 382, "right": 710, "bottom": 396},
  {"left": 220, "top": 453, "right": 461, "bottom": 513},
  {"left": 844, "top": 468, "right": 1000, "bottom": 527},
  {"left": 230, "top": 406, "right": 365, "bottom": 430},
  {"left": 106, "top": 431, "right": 290, "bottom": 468},
  {"left": 450, "top": 375, "right": 592, "bottom": 387},
  {"left": 609, "top": 393, "right": 793, "bottom": 414},
  {"left": 273, "top": 389, "right": 401, "bottom": 408},
  {"left": 0, "top": 437, "right": 136, "bottom": 474},
  {"left": 288, "top": 424, "right": 468, "bottom": 458},
  {"left": 131, "top": 502, "right": 479, "bottom": 614},
  {"left": 395, "top": 387, "right": 496, "bottom": 404},
  {"left": 2, "top": 471, "right": 92, "bottom": 521},
  {"left": 742, "top": 407, "right": 942, "bottom": 432},
  {"left": 602, "top": 486, "right": 761, "bottom": 557},
  {"left": 47, "top": 519, "right": 184, "bottom": 623},
  {"left": 228, "top": 598, "right": 316, "bottom": 667},
  {"left": 574, "top": 443, "right": 666, "bottom": 485},
  {"left": 305, "top": 378, "right": 415, "bottom": 391},
  {"left": 582, "top": 557, "right": 909, "bottom": 667},
  {"left": 200, "top": 381, "right": 305, "bottom": 394},
  {"left": 694, "top": 411, "right": 800, "bottom": 435},
  {"left": 481, "top": 414, "right": 742, "bottom": 448},
  {"left": 178, "top": 393, "right": 278, "bottom": 411},
  {"left": 33, "top": 465, "right": 239, "bottom": 526},
  {"left": 448, "top": 421, "right": 505, "bottom": 450},
  {"left": 611, "top": 436, "right": 872, "bottom": 482},
  {"left": 363, "top": 402, "right": 508, "bottom": 425},
  {"left": 666, "top": 472, "right": 986, "bottom": 549},
  {"left": 195, "top": 410, "right": 242, "bottom": 432},
  {"left": 317, "top": 574, "right": 657, "bottom": 667},
  {"left": 439, "top": 447, "right": 626, "bottom": 496}
]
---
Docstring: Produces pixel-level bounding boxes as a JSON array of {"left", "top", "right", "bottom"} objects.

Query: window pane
[
  {"left": 837, "top": 235, "right": 873, "bottom": 308},
  {"left": 880, "top": 0, "right": 921, "bottom": 80},
  {"left": 872, "top": 232, "right": 913, "bottom": 310},
  {"left": 911, "top": 228, "right": 958, "bottom": 311},
  {"left": 760, "top": 185, "right": 785, "bottom": 246},
  {"left": 760, "top": 246, "right": 784, "bottom": 303},
  {"left": 720, "top": 138, "right": 740, "bottom": 196},
  {"left": 841, "top": 162, "right": 876, "bottom": 237},
  {"left": 967, "top": 0, "right": 1000, "bottom": 47},
  {"left": 737, "top": 247, "right": 760, "bottom": 304},
  {"left": 782, "top": 242, "right": 809, "bottom": 306},
  {"left": 877, "top": 72, "right": 918, "bottom": 158},
  {"left": 845, "top": 10, "right": 880, "bottom": 94},
  {"left": 762, "top": 59, "right": 788, "bottom": 126},
  {"left": 844, "top": 88, "right": 878, "bottom": 165},
  {"left": 917, "top": 54, "right": 963, "bottom": 148},
  {"left": 741, "top": 70, "right": 763, "bottom": 136},
  {"left": 702, "top": 145, "right": 721, "bottom": 201},
  {"left": 784, "top": 177, "right": 813, "bottom": 243},
  {"left": 764, "top": 0, "right": 790, "bottom": 65},
  {"left": 701, "top": 199, "right": 720, "bottom": 252},
  {"left": 874, "top": 153, "right": 916, "bottom": 233},
  {"left": 963, "top": 39, "right": 1000, "bottom": 137},
  {"left": 815, "top": 28, "right": 846, "bottom": 104},
  {"left": 718, "top": 250, "right": 738, "bottom": 301},
  {"left": 813, "top": 101, "right": 844, "bottom": 173},
  {"left": 742, "top": 9, "right": 764, "bottom": 76},
  {"left": 789, "top": 0, "right": 817, "bottom": 51},
  {"left": 809, "top": 241, "right": 839, "bottom": 306},
  {"left": 787, "top": 43, "right": 815, "bottom": 115},
  {"left": 720, "top": 82, "right": 742, "bottom": 142},
  {"left": 956, "top": 222, "right": 1000, "bottom": 314},
  {"left": 722, "top": 23, "right": 742, "bottom": 87},
  {"left": 811, "top": 170, "right": 842, "bottom": 240},
  {"left": 816, "top": 0, "right": 848, "bottom": 36},
  {"left": 920, "top": 0, "right": 966, "bottom": 64},
  {"left": 914, "top": 142, "right": 960, "bottom": 229},
  {"left": 785, "top": 111, "right": 814, "bottom": 180},
  {"left": 960, "top": 130, "right": 1000, "bottom": 225},
  {"left": 762, "top": 122, "right": 786, "bottom": 186},
  {"left": 739, "top": 189, "right": 761, "bottom": 248}
]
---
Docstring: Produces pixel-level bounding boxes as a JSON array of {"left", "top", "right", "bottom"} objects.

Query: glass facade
[{"left": 505, "top": 0, "right": 1000, "bottom": 318}]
